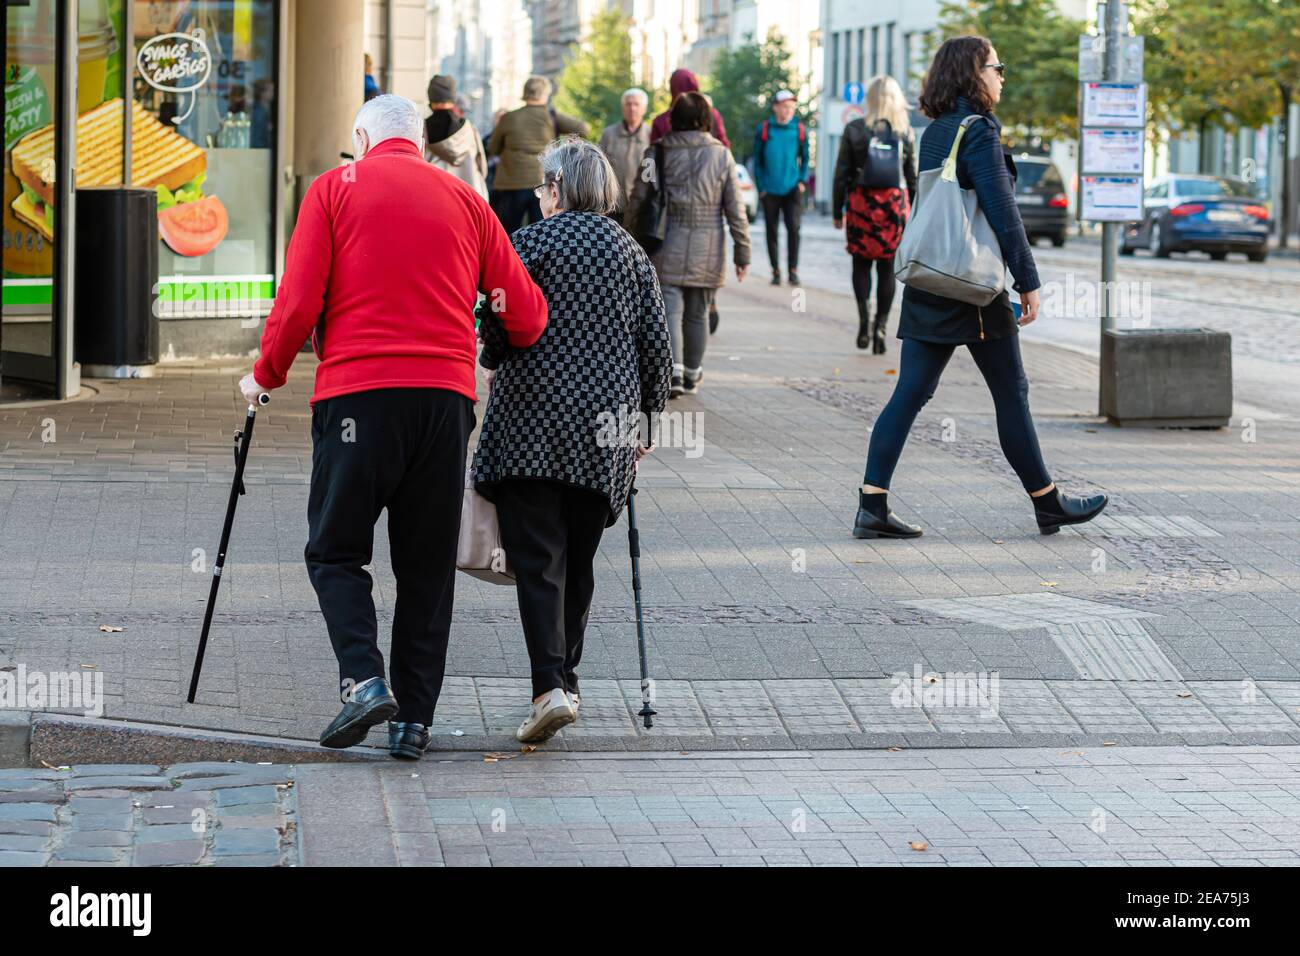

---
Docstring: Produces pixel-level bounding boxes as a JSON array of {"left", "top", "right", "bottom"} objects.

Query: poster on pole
[
  {"left": 1082, "top": 128, "right": 1144, "bottom": 175},
  {"left": 1081, "top": 175, "right": 1144, "bottom": 221},
  {"left": 1082, "top": 82, "right": 1146, "bottom": 128}
]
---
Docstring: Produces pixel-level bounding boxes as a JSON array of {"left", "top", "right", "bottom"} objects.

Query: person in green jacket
[{"left": 488, "top": 76, "right": 591, "bottom": 233}]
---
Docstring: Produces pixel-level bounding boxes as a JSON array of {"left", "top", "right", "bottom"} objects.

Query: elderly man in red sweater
[{"left": 239, "top": 94, "right": 547, "bottom": 758}]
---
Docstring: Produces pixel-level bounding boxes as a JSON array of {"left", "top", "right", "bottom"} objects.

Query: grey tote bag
[{"left": 894, "top": 115, "right": 1006, "bottom": 306}]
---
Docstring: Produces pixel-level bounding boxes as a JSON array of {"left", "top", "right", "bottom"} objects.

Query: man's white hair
[
  {"left": 621, "top": 87, "right": 648, "bottom": 107},
  {"left": 353, "top": 94, "right": 423, "bottom": 149}
]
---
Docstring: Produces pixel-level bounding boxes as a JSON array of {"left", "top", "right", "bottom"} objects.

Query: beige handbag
[{"left": 456, "top": 469, "right": 514, "bottom": 584}]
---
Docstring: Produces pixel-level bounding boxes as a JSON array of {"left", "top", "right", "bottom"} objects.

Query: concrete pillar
[{"left": 293, "top": 0, "right": 365, "bottom": 194}]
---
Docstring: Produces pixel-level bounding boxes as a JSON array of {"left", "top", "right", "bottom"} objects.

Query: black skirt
[{"left": 896, "top": 285, "right": 1018, "bottom": 345}]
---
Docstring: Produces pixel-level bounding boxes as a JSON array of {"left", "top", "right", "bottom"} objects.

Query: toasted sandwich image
[{"left": 11, "top": 97, "right": 207, "bottom": 241}]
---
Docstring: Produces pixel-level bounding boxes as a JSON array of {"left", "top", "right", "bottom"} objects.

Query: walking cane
[
  {"left": 626, "top": 479, "right": 656, "bottom": 728},
  {"left": 187, "top": 392, "right": 269, "bottom": 703}
]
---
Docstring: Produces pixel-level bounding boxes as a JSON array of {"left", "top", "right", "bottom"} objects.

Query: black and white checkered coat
[{"left": 472, "top": 211, "right": 672, "bottom": 524}]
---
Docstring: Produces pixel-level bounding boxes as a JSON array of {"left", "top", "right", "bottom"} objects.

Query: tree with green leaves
[
  {"left": 935, "top": 0, "right": 1086, "bottom": 144},
  {"left": 553, "top": 8, "right": 634, "bottom": 138},
  {"left": 705, "top": 29, "right": 805, "bottom": 162}
]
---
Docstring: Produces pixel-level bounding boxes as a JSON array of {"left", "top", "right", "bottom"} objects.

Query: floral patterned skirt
[{"left": 845, "top": 185, "right": 910, "bottom": 260}]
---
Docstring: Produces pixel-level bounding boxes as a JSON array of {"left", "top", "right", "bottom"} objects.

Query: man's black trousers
[{"left": 306, "top": 387, "right": 474, "bottom": 725}]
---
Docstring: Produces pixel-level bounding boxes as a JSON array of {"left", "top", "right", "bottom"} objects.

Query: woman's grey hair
[
  {"left": 353, "top": 94, "right": 423, "bottom": 149},
  {"left": 523, "top": 75, "right": 552, "bottom": 102},
  {"left": 539, "top": 137, "right": 621, "bottom": 215}
]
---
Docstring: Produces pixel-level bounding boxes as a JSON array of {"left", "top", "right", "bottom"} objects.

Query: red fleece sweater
[{"left": 254, "top": 138, "right": 547, "bottom": 404}]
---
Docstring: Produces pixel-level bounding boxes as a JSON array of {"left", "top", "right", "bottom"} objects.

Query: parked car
[
  {"left": 736, "top": 163, "right": 758, "bottom": 221},
  {"left": 1011, "top": 154, "right": 1070, "bottom": 247},
  {"left": 1121, "top": 174, "right": 1270, "bottom": 262}
]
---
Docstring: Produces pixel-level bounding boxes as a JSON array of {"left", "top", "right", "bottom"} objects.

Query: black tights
[
  {"left": 852, "top": 255, "right": 896, "bottom": 317},
  {"left": 864, "top": 335, "right": 1053, "bottom": 493}
]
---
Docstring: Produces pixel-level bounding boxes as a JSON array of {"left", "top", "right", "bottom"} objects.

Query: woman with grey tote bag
[{"left": 853, "top": 36, "right": 1107, "bottom": 540}]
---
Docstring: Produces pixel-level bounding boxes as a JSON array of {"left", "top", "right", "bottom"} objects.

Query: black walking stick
[
  {"left": 187, "top": 392, "right": 269, "bottom": 703},
  {"left": 626, "top": 480, "right": 656, "bottom": 728}
]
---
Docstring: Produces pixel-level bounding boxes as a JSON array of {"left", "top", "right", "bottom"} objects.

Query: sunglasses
[{"left": 984, "top": 62, "right": 1006, "bottom": 76}]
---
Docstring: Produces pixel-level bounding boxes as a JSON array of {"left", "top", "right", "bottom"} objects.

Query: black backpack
[{"left": 855, "top": 119, "right": 902, "bottom": 190}]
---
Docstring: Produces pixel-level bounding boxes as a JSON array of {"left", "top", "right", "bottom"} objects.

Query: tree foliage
[
  {"left": 704, "top": 29, "right": 805, "bottom": 162},
  {"left": 554, "top": 8, "right": 634, "bottom": 138}
]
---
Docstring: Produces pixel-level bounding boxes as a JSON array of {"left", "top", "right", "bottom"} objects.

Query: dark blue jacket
[{"left": 898, "top": 96, "right": 1040, "bottom": 344}]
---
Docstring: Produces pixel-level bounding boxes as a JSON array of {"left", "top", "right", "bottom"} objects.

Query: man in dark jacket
[{"left": 239, "top": 95, "right": 548, "bottom": 758}]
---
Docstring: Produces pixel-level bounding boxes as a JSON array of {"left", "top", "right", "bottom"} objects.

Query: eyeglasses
[
  {"left": 532, "top": 175, "right": 560, "bottom": 200},
  {"left": 984, "top": 62, "right": 1006, "bottom": 77}
]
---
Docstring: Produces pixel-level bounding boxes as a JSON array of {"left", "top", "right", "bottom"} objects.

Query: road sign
[
  {"left": 841, "top": 104, "right": 865, "bottom": 125},
  {"left": 1081, "top": 175, "right": 1143, "bottom": 222},
  {"left": 1078, "top": 33, "right": 1144, "bottom": 83},
  {"left": 843, "top": 81, "right": 864, "bottom": 105},
  {"left": 1082, "top": 82, "right": 1146, "bottom": 128},
  {"left": 1082, "top": 128, "right": 1144, "bottom": 175}
]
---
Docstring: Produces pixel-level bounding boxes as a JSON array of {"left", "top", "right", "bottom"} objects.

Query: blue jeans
[{"left": 864, "top": 335, "right": 1052, "bottom": 493}]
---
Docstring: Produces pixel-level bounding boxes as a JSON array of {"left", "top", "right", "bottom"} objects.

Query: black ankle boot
[
  {"left": 873, "top": 313, "right": 888, "bottom": 354},
  {"left": 1033, "top": 487, "right": 1109, "bottom": 535},
  {"left": 853, "top": 491, "right": 923, "bottom": 539},
  {"left": 856, "top": 300, "right": 872, "bottom": 350}
]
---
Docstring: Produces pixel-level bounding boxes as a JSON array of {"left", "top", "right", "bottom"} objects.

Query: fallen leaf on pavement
[
  {"left": 909, "top": 841, "right": 928, "bottom": 851},
  {"left": 887, "top": 746, "right": 904, "bottom": 752},
  {"left": 520, "top": 745, "right": 537, "bottom": 754},
  {"left": 885, "top": 369, "right": 896, "bottom": 375},
  {"left": 1175, "top": 691, "right": 1192, "bottom": 699},
  {"left": 98, "top": 625, "right": 125, "bottom": 633},
  {"left": 1040, "top": 581, "right": 1059, "bottom": 588},
  {"left": 1103, "top": 741, "right": 1116, "bottom": 746}
]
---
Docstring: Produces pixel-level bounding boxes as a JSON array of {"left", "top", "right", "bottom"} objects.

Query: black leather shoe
[
  {"left": 388, "top": 721, "right": 431, "bottom": 760},
  {"left": 319, "top": 677, "right": 398, "bottom": 749},
  {"left": 853, "top": 491, "right": 923, "bottom": 539},
  {"left": 1034, "top": 490, "right": 1108, "bottom": 535}
]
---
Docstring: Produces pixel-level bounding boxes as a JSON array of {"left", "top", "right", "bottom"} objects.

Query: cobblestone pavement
[
  {"left": 0, "top": 762, "right": 295, "bottom": 866},
  {"left": 293, "top": 746, "right": 1300, "bottom": 867},
  {"left": 0, "top": 257, "right": 1297, "bottom": 752},
  {"left": 789, "top": 216, "right": 1300, "bottom": 418}
]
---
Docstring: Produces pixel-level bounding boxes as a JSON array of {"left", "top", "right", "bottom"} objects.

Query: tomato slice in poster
[{"left": 158, "top": 195, "right": 229, "bottom": 257}]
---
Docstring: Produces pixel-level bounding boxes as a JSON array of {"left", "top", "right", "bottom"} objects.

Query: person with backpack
[
  {"left": 752, "top": 90, "right": 810, "bottom": 286},
  {"left": 488, "top": 76, "right": 590, "bottom": 233},
  {"left": 833, "top": 75, "right": 917, "bottom": 353},
  {"left": 852, "top": 37, "right": 1108, "bottom": 541}
]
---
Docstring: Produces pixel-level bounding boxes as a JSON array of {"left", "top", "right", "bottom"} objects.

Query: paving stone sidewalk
[
  {"left": 0, "top": 761, "right": 295, "bottom": 866},
  {"left": 0, "top": 277, "right": 1297, "bottom": 753},
  {"left": 294, "top": 745, "right": 1300, "bottom": 867}
]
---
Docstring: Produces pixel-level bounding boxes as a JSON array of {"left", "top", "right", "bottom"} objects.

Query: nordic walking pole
[
  {"left": 187, "top": 392, "right": 269, "bottom": 703},
  {"left": 626, "top": 478, "right": 656, "bottom": 728}
]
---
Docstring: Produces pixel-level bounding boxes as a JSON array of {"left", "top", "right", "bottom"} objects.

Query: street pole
[{"left": 1099, "top": 0, "right": 1123, "bottom": 333}]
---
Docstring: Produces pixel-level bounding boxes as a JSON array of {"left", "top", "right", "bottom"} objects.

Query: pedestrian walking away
[
  {"left": 833, "top": 75, "right": 917, "bottom": 353},
  {"left": 488, "top": 76, "right": 591, "bottom": 233},
  {"left": 627, "top": 91, "right": 750, "bottom": 398},
  {"left": 598, "top": 87, "right": 652, "bottom": 224},
  {"left": 473, "top": 138, "right": 672, "bottom": 744},
  {"left": 649, "top": 68, "right": 731, "bottom": 339},
  {"left": 237, "top": 95, "right": 547, "bottom": 758},
  {"left": 424, "top": 74, "right": 489, "bottom": 199},
  {"left": 853, "top": 37, "right": 1107, "bottom": 541},
  {"left": 753, "top": 89, "right": 809, "bottom": 286}
]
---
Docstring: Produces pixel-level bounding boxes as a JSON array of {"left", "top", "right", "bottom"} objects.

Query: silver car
[{"left": 735, "top": 163, "right": 759, "bottom": 221}]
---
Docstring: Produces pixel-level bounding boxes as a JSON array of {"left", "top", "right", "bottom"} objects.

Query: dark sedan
[
  {"left": 1121, "top": 174, "right": 1271, "bottom": 262},
  {"left": 1012, "top": 155, "right": 1071, "bottom": 247}
]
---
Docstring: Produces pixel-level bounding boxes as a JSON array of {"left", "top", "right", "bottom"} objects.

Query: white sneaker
[
  {"left": 516, "top": 689, "right": 576, "bottom": 743},
  {"left": 568, "top": 691, "right": 581, "bottom": 715}
]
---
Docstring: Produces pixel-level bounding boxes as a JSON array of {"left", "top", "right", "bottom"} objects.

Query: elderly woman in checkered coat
[{"left": 474, "top": 137, "right": 673, "bottom": 745}]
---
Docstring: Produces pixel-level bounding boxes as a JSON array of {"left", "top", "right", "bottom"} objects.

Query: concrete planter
[{"left": 1100, "top": 328, "right": 1232, "bottom": 428}]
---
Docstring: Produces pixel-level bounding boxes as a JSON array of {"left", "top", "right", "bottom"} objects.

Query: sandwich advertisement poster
[{"left": 4, "top": 0, "right": 276, "bottom": 310}]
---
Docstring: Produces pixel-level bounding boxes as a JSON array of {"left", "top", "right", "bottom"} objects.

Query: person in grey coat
[
  {"left": 474, "top": 138, "right": 673, "bottom": 745},
  {"left": 598, "top": 87, "right": 651, "bottom": 223},
  {"left": 627, "top": 91, "right": 750, "bottom": 397}
]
